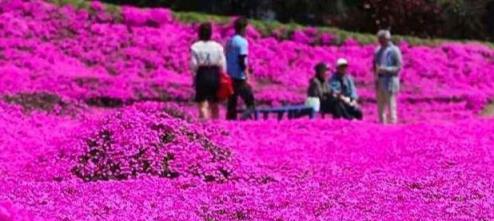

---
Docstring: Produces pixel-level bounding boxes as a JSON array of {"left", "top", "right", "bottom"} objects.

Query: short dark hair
[
  {"left": 198, "top": 22, "right": 212, "bottom": 41},
  {"left": 234, "top": 17, "right": 248, "bottom": 34},
  {"left": 314, "top": 62, "right": 328, "bottom": 74}
]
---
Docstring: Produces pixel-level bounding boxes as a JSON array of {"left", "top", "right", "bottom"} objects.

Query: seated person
[
  {"left": 307, "top": 62, "right": 337, "bottom": 116},
  {"left": 328, "top": 58, "right": 363, "bottom": 120}
]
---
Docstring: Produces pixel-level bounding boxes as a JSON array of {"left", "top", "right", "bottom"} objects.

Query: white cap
[
  {"left": 377, "top": 29, "right": 392, "bottom": 39},
  {"left": 336, "top": 58, "right": 348, "bottom": 67}
]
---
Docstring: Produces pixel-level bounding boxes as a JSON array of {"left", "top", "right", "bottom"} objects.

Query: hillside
[{"left": 1, "top": 1, "right": 494, "bottom": 220}]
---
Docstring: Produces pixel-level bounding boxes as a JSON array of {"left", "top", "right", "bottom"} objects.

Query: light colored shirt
[
  {"left": 329, "top": 73, "right": 358, "bottom": 100},
  {"left": 225, "top": 35, "right": 249, "bottom": 80},
  {"left": 374, "top": 43, "right": 403, "bottom": 93},
  {"left": 190, "top": 40, "right": 226, "bottom": 74}
]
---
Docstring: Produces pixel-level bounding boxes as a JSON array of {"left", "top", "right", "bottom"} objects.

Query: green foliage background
[{"left": 51, "top": 0, "right": 494, "bottom": 45}]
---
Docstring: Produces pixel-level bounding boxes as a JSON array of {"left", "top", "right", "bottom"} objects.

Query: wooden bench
[{"left": 240, "top": 105, "right": 316, "bottom": 120}]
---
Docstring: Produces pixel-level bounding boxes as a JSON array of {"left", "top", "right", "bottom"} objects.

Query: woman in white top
[{"left": 190, "top": 22, "right": 227, "bottom": 120}]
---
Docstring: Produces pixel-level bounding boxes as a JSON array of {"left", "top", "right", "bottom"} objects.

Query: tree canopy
[{"left": 100, "top": 0, "right": 494, "bottom": 41}]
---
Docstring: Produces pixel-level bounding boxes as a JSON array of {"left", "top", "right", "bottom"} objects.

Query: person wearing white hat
[
  {"left": 374, "top": 29, "right": 403, "bottom": 124},
  {"left": 328, "top": 58, "right": 363, "bottom": 120}
]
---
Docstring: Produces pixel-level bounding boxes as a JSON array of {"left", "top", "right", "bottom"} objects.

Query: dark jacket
[{"left": 307, "top": 77, "right": 330, "bottom": 98}]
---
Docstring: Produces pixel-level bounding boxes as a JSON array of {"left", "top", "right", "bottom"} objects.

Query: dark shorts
[{"left": 194, "top": 66, "right": 220, "bottom": 103}]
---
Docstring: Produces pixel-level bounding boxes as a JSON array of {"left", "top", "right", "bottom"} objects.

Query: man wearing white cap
[
  {"left": 374, "top": 30, "right": 403, "bottom": 124},
  {"left": 329, "top": 58, "right": 363, "bottom": 120}
]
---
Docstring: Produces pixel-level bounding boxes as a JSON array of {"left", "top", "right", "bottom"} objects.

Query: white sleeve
[{"left": 190, "top": 48, "right": 198, "bottom": 75}]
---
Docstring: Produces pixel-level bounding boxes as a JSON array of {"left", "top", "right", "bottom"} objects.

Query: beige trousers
[{"left": 377, "top": 89, "right": 398, "bottom": 124}]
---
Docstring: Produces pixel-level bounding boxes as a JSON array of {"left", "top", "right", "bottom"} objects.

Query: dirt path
[{"left": 482, "top": 101, "right": 494, "bottom": 117}]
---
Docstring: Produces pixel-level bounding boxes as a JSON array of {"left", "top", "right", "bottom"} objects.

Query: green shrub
[{"left": 48, "top": 0, "right": 492, "bottom": 47}]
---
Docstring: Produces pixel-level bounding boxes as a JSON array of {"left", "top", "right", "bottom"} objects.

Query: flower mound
[
  {"left": 1, "top": 0, "right": 494, "bottom": 220},
  {"left": 0, "top": 201, "right": 41, "bottom": 221},
  {"left": 72, "top": 104, "right": 234, "bottom": 182}
]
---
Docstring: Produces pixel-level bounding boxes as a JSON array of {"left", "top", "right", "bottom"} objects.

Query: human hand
[
  {"left": 340, "top": 96, "right": 351, "bottom": 104},
  {"left": 376, "top": 66, "right": 386, "bottom": 74},
  {"left": 377, "top": 66, "right": 392, "bottom": 75}
]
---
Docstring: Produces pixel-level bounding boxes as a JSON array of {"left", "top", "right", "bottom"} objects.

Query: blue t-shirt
[{"left": 225, "top": 35, "right": 249, "bottom": 80}]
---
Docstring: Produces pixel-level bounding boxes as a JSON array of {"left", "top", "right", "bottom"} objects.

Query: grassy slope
[{"left": 482, "top": 103, "right": 494, "bottom": 117}]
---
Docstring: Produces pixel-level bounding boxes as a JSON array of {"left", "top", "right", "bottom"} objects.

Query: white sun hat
[{"left": 336, "top": 58, "right": 349, "bottom": 67}]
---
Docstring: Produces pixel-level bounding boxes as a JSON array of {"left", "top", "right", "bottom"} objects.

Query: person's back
[
  {"left": 190, "top": 23, "right": 226, "bottom": 120},
  {"left": 226, "top": 34, "right": 248, "bottom": 80},
  {"left": 191, "top": 40, "right": 225, "bottom": 73}
]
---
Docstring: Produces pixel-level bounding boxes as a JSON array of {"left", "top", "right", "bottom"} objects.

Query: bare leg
[
  {"left": 210, "top": 103, "right": 220, "bottom": 120},
  {"left": 198, "top": 101, "right": 209, "bottom": 120},
  {"left": 377, "top": 89, "right": 387, "bottom": 124},
  {"left": 389, "top": 93, "right": 398, "bottom": 124}
]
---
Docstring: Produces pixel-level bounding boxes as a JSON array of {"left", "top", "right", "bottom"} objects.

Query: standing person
[
  {"left": 226, "top": 17, "right": 256, "bottom": 120},
  {"left": 374, "top": 30, "right": 403, "bottom": 124},
  {"left": 190, "top": 22, "right": 226, "bottom": 120},
  {"left": 329, "top": 58, "right": 363, "bottom": 120}
]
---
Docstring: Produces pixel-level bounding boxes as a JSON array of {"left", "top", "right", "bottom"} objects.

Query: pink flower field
[{"left": 1, "top": 0, "right": 494, "bottom": 220}]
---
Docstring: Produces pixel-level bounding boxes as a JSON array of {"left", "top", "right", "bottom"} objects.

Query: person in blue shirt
[
  {"left": 329, "top": 58, "right": 363, "bottom": 120},
  {"left": 225, "top": 17, "right": 256, "bottom": 120}
]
